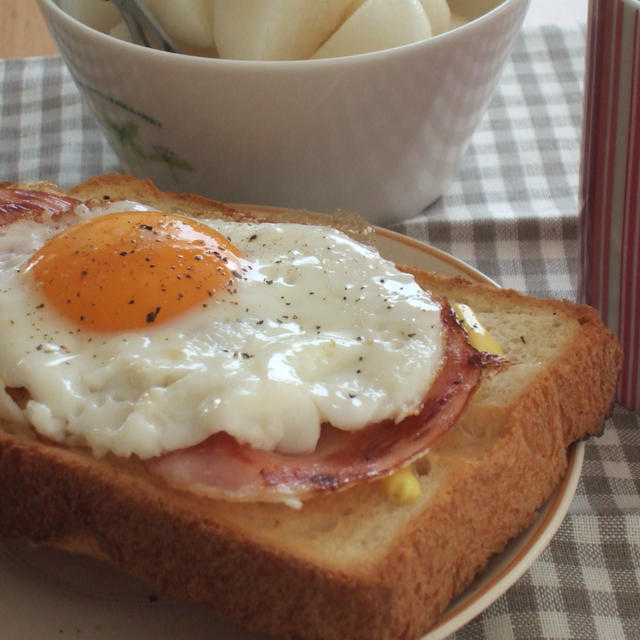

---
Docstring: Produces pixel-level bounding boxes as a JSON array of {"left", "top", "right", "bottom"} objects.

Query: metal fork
[{"left": 109, "top": 0, "right": 181, "bottom": 53}]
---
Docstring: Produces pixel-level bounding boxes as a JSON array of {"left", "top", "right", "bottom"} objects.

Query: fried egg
[{"left": 0, "top": 203, "right": 444, "bottom": 459}]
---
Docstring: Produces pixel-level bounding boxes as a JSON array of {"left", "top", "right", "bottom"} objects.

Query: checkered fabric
[{"left": 0, "top": 23, "right": 638, "bottom": 640}]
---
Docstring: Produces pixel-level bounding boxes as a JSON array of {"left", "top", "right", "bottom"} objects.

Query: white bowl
[{"left": 38, "top": 0, "right": 529, "bottom": 225}]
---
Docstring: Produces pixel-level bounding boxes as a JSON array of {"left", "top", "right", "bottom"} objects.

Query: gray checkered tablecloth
[{"left": 1, "top": 24, "right": 638, "bottom": 640}]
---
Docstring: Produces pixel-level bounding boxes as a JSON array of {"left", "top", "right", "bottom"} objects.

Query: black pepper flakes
[{"left": 146, "top": 307, "right": 161, "bottom": 323}]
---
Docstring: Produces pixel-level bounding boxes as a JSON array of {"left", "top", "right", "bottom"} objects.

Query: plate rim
[
  {"left": 424, "top": 442, "right": 583, "bottom": 638},
  {"left": 373, "top": 226, "right": 501, "bottom": 288}
]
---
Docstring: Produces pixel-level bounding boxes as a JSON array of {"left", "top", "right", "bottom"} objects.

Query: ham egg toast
[{"left": 0, "top": 174, "right": 621, "bottom": 640}]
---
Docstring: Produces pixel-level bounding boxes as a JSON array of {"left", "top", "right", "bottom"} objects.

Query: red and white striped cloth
[{"left": 579, "top": 0, "right": 640, "bottom": 411}]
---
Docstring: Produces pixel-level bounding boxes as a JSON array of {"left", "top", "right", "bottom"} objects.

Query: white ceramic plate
[{"left": 0, "top": 226, "right": 583, "bottom": 640}]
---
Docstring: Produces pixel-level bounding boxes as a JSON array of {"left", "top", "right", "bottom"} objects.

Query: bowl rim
[{"left": 38, "top": 0, "right": 530, "bottom": 69}]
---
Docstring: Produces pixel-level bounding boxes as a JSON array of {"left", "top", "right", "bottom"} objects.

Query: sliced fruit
[{"left": 312, "top": 0, "right": 432, "bottom": 59}]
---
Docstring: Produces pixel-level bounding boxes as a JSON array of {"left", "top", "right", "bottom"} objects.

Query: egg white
[{"left": 0, "top": 203, "right": 444, "bottom": 459}]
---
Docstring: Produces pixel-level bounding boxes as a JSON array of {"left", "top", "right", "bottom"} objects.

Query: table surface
[{"left": 0, "top": 2, "right": 638, "bottom": 640}]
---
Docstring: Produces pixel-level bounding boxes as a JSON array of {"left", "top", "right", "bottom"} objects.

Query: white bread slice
[{"left": 0, "top": 175, "right": 621, "bottom": 640}]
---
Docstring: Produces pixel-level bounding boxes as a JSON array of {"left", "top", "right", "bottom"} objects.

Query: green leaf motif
[
  {"left": 148, "top": 146, "right": 195, "bottom": 181},
  {"left": 98, "top": 111, "right": 196, "bottom": 182},
  {"left": 102, "top": 112, "right": 146, "bottom": 158}
]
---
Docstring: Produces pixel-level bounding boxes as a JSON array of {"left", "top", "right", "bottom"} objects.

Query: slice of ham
[
  {"left": 0, "top": 186, "right": 79, "bottom": 225},
  {"left": 0, "top": 183, "right": 496, "bottom": 504},
  {"left": 146, "top": 307, "right": 501, "bottom": 503}
]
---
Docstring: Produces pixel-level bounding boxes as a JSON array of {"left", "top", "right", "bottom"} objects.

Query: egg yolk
[{"left": 25, "top": 211, "right": 244, "bottom": 332}]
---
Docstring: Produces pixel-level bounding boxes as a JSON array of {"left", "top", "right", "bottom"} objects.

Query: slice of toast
[{"left": 0, "top": 175, "right": 621, "bottom": 640}]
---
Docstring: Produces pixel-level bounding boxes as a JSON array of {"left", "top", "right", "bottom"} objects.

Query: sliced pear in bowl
[
  {"left": 419, "top": 0, "right": 451, "bottom": 35},
  {"left": 59, "top": 0, "right": 121, "bottom": 33},
  {"left": 212, "top": 0, "right": 355, "bottom": 60},
  {"left": 312, "top": 0, "right": 433, "bottom": 59}
]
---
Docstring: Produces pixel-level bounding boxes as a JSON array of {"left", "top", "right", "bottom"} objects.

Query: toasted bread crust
[{"left": 0, "top": 175, "right": 622, "bottom": 640}]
